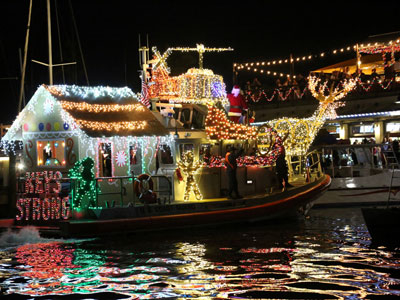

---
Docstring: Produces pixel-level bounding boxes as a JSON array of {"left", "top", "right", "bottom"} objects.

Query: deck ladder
[
  {"left": 387, "top": 165, "right": 400, "bottom": 208},
  {"left": 382, "top": 144, "right": 400, "bottom": 169}
]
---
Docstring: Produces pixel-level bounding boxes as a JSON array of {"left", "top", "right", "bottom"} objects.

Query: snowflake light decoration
[
  {"left": 115, "top": 150, "right": 127, "bottom": 167},
  {"left": 43, "top": 98, "right": 54, "bottom": 115}
]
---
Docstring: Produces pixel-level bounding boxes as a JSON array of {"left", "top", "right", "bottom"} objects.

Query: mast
[
  {"left": 47, "top": 0, "right": 53, "bottom": 85},
  {"left": 18, "top": 0, "right": 33, "bottom": 113},
  {"left": 32, "top": 0, "right": 76, "bottom": 87}
]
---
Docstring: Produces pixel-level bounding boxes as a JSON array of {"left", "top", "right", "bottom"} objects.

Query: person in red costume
[{"left": 227, "top": 85, "right": 248, "bottom": 123}]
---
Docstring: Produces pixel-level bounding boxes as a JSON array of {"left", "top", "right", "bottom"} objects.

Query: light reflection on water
[{"left": 0, "top": 208, "right": 399, "bottom": 299}]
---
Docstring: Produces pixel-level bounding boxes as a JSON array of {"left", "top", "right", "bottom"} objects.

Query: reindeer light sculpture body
[{"left": 266, "top": 76, "right": 357, "bottom": 156}]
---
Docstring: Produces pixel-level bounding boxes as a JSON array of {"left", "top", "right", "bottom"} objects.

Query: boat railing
[
  {"left": 150, "top": 175, "right": 173, "bottom": 205},
  {"left": 288, "top": 150, "right": 322, "bottom": 180},
  {"left": 94, "top": 175, "right": 173, "bottom": 208},
  {"left": 315, "top": 143, "right": 400, "bottom": 178},
  {"left": 95, "top": 176, "right": 135, "bottom": 208}
]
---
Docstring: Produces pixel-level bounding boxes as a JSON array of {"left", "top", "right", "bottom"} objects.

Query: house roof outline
[{"left": 3, "top": 84, "right": 169, "bottom": 142}]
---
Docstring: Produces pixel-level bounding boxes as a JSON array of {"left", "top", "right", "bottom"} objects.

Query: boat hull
[
  {"left": 57, "top": 175, "right": 331, "bottom": 237},
  {"left": 362, "top": 207, "right": 400, "bottom": 245}
]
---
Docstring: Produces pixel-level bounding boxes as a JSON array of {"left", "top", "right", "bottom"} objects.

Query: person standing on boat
[
  {"left": 275, "top": 147, "right": 293, "bottom": 190},
  {"left": 227, "top": 85, "right": 248, "bottom": 123},
  {"left": 225, "top": 145, "right": 244, "bottom": 199}
]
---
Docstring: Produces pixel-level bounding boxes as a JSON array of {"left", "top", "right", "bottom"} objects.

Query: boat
[
  {"left": 361, "top": 206, "right": 400, "bottom": 245},
  {"left": 236, "top": 32, "right": 400, "bottom": 208},
  {"left": 311, "top": 143, "right": 400, "bottom": 207},
  {"left": 0, "top": 41, "right": 335, "bottom": 237}
]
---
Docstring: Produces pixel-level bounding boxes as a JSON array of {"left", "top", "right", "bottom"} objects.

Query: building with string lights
[{"left": 237, "top": 32, "right": 400, "bottom": 145}]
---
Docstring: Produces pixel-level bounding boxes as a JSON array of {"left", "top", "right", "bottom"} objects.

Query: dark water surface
[{"left": 0, "top": 208, "right": 399, "bottom": 299}]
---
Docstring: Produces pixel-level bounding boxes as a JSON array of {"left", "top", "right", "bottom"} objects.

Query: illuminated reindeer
[{"left": 264, "top": 76, "right": 357, "bottom": 156}]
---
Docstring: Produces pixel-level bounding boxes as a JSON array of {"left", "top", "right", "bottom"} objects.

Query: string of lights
[
  {"left": 72, "top": 119, "right": 147, "bottom": 132},
  {"left": 205, "top": 104, "right": 257, "bottom": 140},
  {"left": 243, "top": 76, "right": 392, "bottom": 103},
  {"left": 59, "top": 101, "right": 146, "bottom": 113},
  {"left": 234, "top": 38, "right": 400, "bottom": 78}
]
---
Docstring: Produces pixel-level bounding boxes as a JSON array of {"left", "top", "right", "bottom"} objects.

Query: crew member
[
  {"left": 225, "top": 145, "right": 244, "bottom": 199},
  {"left": 228, "top": 85, "right": 248, "bottom": 123},
  {"left": 275, "top": 147, "right": 293, "bottom": 190}
]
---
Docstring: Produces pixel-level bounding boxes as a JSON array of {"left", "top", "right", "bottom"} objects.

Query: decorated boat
[{"left": 0, "top": 44, "right": 334, "bottom": 237}]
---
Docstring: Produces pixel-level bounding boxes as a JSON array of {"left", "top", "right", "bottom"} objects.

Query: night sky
[{"left": 0, "top": 0, "right": 399, "bottom": 123}]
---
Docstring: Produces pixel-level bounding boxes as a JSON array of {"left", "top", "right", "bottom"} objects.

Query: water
[{"left": 0, "top": 208, "right": 399, "bottom": 299}]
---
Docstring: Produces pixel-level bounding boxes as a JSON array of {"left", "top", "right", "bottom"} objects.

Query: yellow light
[
  {"left": 59, "top": 101, "right": 146, "bottom": 113},
  {"left": 73, "top": 119, "right": 147, "bottom": 132},
  {"left": 177, "top": 151, "right": 203, "bottom": 201}
]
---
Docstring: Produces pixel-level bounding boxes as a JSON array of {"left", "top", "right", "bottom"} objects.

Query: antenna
[
  {"left": 138, "top": 34, "right": 149, "bottom": 82},
  {"left": 168, "top": 44, "right": 233, "bottom": 69}
]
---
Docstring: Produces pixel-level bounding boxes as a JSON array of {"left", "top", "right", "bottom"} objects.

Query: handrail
[
  {"left": 149, "top": 175, "right": 173, "bottom": 204},
  {"left": 95, "top": 176, "right": 135, "bottom": 208}
]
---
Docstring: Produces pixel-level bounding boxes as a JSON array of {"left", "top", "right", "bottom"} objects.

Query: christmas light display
[
  {"left": 46, "top": 84, "right": 136, "bottom": 101},
  {"left": 245, "top": 86, "right": 308, "bottom": 103},
  {"left": 15, "top": 171, "right": 70, "bottom": 221},
  {"left": 59, "top": 101, "right": 146, "bottom": 113},
  {"left": 264, "top": 76, "right": 357, "bottom": 156},
  {"left": 115, "top": 150, "right": 128, "bottom": 167},
  {"left": 205, "top": 104, "right": 257, "bottom": 140},
  {"left": 234, "top": 38, "right": 400, "bottom": 78},
  {"left": 73, "top": 119, "right": 147, "bottom": 133},
  {"left": 148, "top": 47, "right": 229, "bottom": 105},
  {"left": 177, "top": 151, "right": 203, "bottom": 201},
  {"left": 68, "top": 157, "right": 97, "bottom": 208},
  {"left": 168, "top": 44, "right": 233, "bottom": 69}
]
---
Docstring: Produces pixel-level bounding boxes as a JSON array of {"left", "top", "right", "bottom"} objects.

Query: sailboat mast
[
  {"left": 18, "top": 0, "right": 33, "bottom": 113},
  {"left": 47, "top": 0, "right": 53, "bottom": 85}
]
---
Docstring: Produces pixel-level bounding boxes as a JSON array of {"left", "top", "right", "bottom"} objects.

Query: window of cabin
[
  {"left": 129, "top": 145, "right": 142, "bottom": 175},
  {"left": 199, "top": 144, "right": 212, "bottom": 163},
  {"left": 160, "top": 144, "right": 174, "bottom": 164},
  {"left": 37, "top": 140, "right": 66, "bottom": 167},
  {"left": 129, "top": 145, "right": 141, "bottom": 166},
  {"left": 98, "top": 142, "right": 112, "bottom": 177},
  {"left": 179, "top": 144, "right": 194, "bottom": 159}
]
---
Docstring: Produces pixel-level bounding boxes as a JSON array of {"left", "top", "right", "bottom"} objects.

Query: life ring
[{"left": 133, "top": 173, "right": 154, "bottom": 200}]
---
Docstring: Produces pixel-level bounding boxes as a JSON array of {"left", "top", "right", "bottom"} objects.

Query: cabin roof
[
  {"left": 47, "top": 85, "right": 169, "bottom": 137},
  {"left": 2, "top": 85, "right": 169, "bottom": 142}
]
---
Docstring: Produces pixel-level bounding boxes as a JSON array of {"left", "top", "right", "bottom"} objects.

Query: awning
[{"left": 313, "top": 54, "right": 383, "bottom": 75}]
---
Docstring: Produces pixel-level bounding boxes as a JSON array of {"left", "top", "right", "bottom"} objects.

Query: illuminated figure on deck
[
  {"left": 68, "top": 157, "right": 97, "bottom": 208},
  {"left": 177, "top": 151, "right": 203, "bottom": 201},
  {"left": 227, "top": 85, "right": 248, "bottom": 123}
]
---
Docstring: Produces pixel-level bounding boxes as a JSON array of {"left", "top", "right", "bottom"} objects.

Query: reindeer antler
[{"left": 308, "top": 75, "right": 357, "bottom": 104}]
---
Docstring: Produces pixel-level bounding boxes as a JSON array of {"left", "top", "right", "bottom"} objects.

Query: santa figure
[{"left": 227, "top": 85, "right": 248, "bottom": 123}]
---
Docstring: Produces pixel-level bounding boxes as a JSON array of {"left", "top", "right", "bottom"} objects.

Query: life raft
[{"left": 133, "top": 174, "right": 157, "bottom": 203}]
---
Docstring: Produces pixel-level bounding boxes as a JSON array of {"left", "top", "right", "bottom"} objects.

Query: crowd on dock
[{"left": 242, "top": 60, "right": 400, "bottom": 103}]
